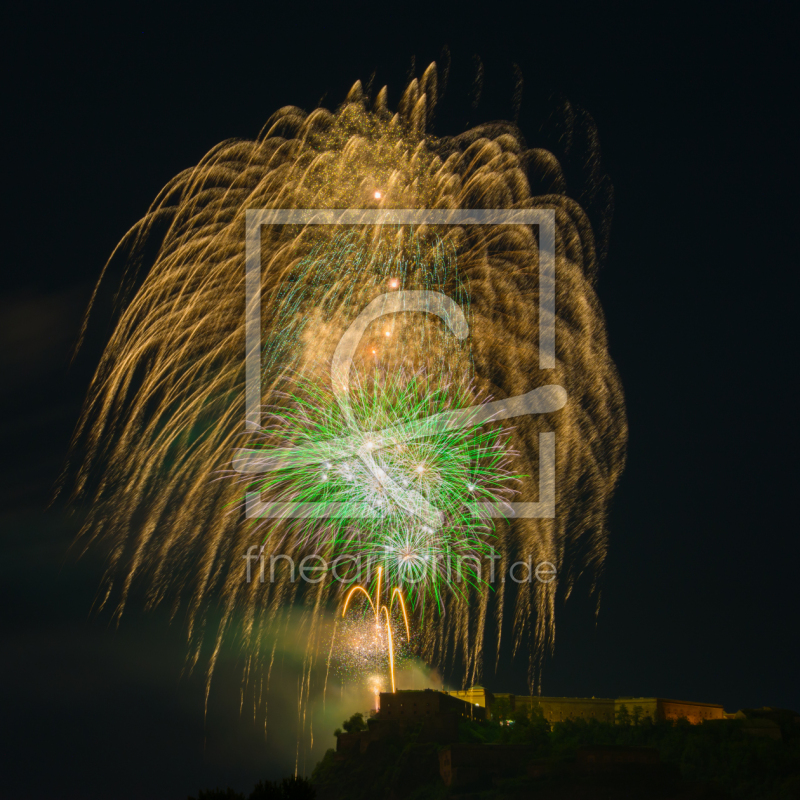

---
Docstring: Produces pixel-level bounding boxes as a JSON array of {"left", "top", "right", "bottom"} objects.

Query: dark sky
[{"left": 2, "top": 2, "right": 798, "bottom": 798}]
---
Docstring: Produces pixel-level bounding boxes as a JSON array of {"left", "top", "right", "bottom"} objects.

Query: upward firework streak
[
  {"left": 69, "top": 62, "right": 627, "bottom": 713},
  {"left": 341, "top": 566, "right": 410, "bottom": 692}
]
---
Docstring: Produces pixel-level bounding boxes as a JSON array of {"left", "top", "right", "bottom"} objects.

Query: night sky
[{"left": 2, "top": 3, "right": 798, "bottom": 798}]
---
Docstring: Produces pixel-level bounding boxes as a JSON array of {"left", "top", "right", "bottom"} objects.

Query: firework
[
  {"left": 237, "top": 365, "right": 518, "bottom": 609},
  {"left": 339, "top": 567, "right": 410, "bottom": 692},
  {"left": 68, "top": 62, "right": 627, "bottom": 703}
]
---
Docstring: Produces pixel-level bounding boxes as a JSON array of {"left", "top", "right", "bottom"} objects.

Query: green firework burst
[{"left": 241, "top": 367, "right": 522, "bottom": 609}]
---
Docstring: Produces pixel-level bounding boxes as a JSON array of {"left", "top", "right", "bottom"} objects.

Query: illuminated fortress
[
  {"left": 446, "top": 686, "right": 726, "bottom": 725},
  {"left": 336, "top": 686, "right": 728, "bottom": 758}
]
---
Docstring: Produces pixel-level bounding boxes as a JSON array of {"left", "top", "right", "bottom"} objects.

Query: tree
[
  {"left": 277, "top": 776, "right": 316, "bottom": 799},
  {"left": 248, "top": 780, "right": 281, "bottom": 800},
  {"left": 191, "top": 775, "right": 315, "bottom": 800},
  {"left": 491, "top": 696, "right": 513, "bottom": 723},
  {"left": 509, "top": 707, "right": 550, "bottom": 752},
  {"left": 529, "top": 701, "right": 547, "bottom": 726},
  {"left": 188, "top": 789, "right": 245, "bottom": 800},
  {"left": 341, "top": 712, "right": 368, "bottom": 733}
]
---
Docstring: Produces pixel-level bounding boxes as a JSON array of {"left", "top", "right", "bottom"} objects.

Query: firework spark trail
[
  {"left": 339, "top": 566, "right": 411, "bottom": 692},
  {"left": 68, "top": 61, "right": 626, "bottom": 712},
  {"left": 231, "top": 383, "right": 566, "bottom": 475},
  {"left": 236, "top": 362, "right": 518, "bottom": 611}
]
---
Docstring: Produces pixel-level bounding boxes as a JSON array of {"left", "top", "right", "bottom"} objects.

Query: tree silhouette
[
  {"left": 341, "top": 712, "right": 368, "bottom": 733},
  {"left": 190, "top": 775, "right": 315, "bottom": 800},
  {"left": 188, "top": 789, "right": 244, "bottom": 800}
]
